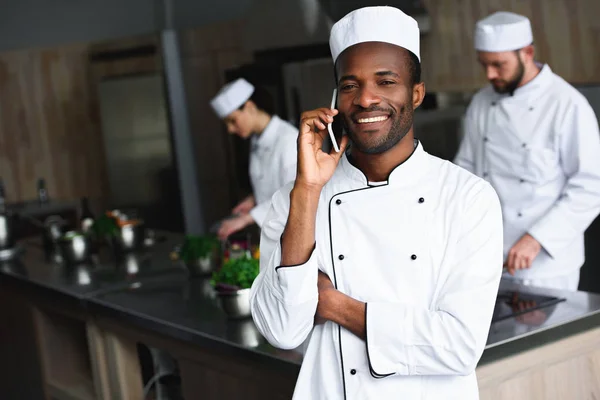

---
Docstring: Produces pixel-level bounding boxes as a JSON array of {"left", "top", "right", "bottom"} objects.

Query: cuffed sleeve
[
  {"left": 250, "top": 184, "right": 319, "bottom": 350},
  {"left": 249, "top": 201, "right": 271, "bottom": 228},
  {"left": 365, "top": 183, "right": 503, "bottom": 377},
  {"left": 529, "top": 100, "right": 600, "bottom": 257}
]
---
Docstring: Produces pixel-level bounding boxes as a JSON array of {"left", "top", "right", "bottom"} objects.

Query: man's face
[
  {"left": 335, "top": 42, "right": 423, "bottom": 155},
  {"left": 477, "top": 50, "right": 525, "bottom": 94}
]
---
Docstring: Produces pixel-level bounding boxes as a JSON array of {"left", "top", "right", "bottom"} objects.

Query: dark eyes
[{"left": 340, "top": 81, "right": 396, "bottom": 91}]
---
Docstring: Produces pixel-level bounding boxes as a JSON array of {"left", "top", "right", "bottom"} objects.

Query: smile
[{"left": 357, "top": 115, "right": 389, "bottom": 124}]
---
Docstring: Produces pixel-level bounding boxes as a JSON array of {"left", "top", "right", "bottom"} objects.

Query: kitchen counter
[
  {"left": 1, "top": 234, "right": 182, "bottom": 300},
  {"left": 2, "top": 233, "right": 600, "bottom": 365},
  {"left": 1, "top": 233, "right": 600, "bottom": 399},
  {"left": 482, "top": 280, "right": 600, "bottom": 364},
  {"left": 86, "top": 269, "right": 600, "bottom": 369}
]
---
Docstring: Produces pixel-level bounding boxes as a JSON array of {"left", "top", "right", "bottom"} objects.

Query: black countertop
[
  {"left": 2, "top": 232, "right": 600, "bottom": 370},
  {"left": 0, "top": 234, "right": 183, "bottom": 299}
]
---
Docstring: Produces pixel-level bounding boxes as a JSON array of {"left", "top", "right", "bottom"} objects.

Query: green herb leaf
[
  {"left": 179, "top": 234, "right": 219, "bottom": 261},
  {"left": 211, "top": 256, "right": 259, "bottom": 289}
]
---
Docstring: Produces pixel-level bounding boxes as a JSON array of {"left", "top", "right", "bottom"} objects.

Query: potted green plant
[
  {"left": 179, "top": 234, "right": 220, "bottom": 276},
  {"left": 90, "top": 213, "right": 119, "bottom": 241},
  {"left": 211, "top": 255, "right": 260, "bottom": 319}
]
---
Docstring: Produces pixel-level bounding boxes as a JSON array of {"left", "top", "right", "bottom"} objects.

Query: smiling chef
[
  {"left": 250, "top": 6, "right": 503, "bottom": 399},
  {"left": 454, "top": 11, "right": 600, "bottom": 291}
]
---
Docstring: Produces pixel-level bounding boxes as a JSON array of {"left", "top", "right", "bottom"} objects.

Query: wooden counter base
[{"left": 478, "top": 326, "right": 600, "bottom": 399}]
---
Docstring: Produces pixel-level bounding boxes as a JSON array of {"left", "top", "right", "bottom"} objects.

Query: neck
[
  {"left": 350, "top": 131, "right": 415, "bottom": 182},
  {"left": 253, "top": 111, "right": 272, "bottom": 136},
  {"left": 518, "top": 61, "right": 542, "bottom": 89}
]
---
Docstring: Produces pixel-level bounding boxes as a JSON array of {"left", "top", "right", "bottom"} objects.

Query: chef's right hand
[{"left": 296, "top": 108, "right": 349, "bottom": 191}]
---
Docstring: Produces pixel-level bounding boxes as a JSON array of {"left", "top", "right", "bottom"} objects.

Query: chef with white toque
[
  {"left": 250, "top": 6, "right": 503, "bottom": 399},
  {"left": 454, "top": 11, "right": 600, "bottom": 291},
  {"left": 210, "top": 78, "right": 298, "bottom": 240}
]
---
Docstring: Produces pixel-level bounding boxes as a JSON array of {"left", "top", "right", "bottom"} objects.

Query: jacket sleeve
[
  {"left": 453, "top": 104, "right": 478, "bottom": 174},
  {"left": 528, "top": 100, "right": 600, "bottom": 257},
  {"left": 365, "top": 183, "right": 503, "bottom": 377},
  {"left": 250, "top": 184, "right": 319, "bottom": 350},
  {"left": 249, "top": 201, "right": 271, "bottom": 228}
]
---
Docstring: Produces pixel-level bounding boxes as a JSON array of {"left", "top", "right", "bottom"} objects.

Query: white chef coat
[
  {"left": 251, "top": 141, "right": 503, "bottom": 399},
  {"left": 455, "top": 64, "right": 600, "bottom": 283},
  {"left": 248, "top": 115, "right": 298, "bottom": 227}
]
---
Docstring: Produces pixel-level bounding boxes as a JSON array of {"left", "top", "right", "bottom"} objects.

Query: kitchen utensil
[
  {"left": 58, "top": 232, "right": 91, "bottom": 265},
  {"left": 186, "top": 255, "right": 215, "bottom": 276},
  {"left": 112, "top": 222, "right": 146, "bottom": 252},
  {"left": 0, "top": 212, "right": 17, "bottom": 250},
  {"left": 217, "top": 288, "right": 251, "bottom": 319}
]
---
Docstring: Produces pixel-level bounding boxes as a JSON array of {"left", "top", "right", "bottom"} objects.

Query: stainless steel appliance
[{"left": 97, "top": 74, "right": 183, "bottom": 231}]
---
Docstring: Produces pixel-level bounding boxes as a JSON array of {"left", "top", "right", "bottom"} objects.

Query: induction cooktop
[{"left": 491, "top": 290, "right": 566, "bottom": 323}]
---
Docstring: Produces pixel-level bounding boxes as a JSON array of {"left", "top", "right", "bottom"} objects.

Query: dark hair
[
  {"left": 239, "top": 85, "right": 275, "bottom": 116},
  {"left": 406, "top": 51, "right": 421, "bottom": 86},
  {"left": 334, "top": 47, "right": 422, "bottom": 87}
]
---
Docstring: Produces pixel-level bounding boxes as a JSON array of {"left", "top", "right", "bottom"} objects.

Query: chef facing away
[
  {"left": 251, "top": 6, "right": 503, "bottom": 399},
  {"left": 210, "top": 78, "right": 298, "bottom": 240},
  {"left": 454, "top": 11, "right": 600, "bottom": 291}
]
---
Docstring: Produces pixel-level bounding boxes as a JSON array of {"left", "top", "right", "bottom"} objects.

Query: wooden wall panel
[
  {"left": 421, "top": 0, "right": 600, "bottom": 92},
  {"left": 179, "top": 20, "right": 253, "bottom": 226},
  {"left": 0, "top": 44, "right": 109, "bottom": 203},
  {"left": 89, "top": 35, "right": 161, "bottom": 80}
]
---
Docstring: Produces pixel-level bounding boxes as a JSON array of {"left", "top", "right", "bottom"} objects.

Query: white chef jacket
[
  {"left": 248, "top": 115, "right": 298, "bottom": 227},
  {"left": 455, "top": 64, "right": 600, "bottom": 281},
  {"left": 251, "top": 141, "right": 503, "bottom": 399}
]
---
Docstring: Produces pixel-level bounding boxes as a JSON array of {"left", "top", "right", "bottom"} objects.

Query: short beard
[
  {"left": 341, "top": 103, "right": 414, "bottom": 155},
  {"left": 492, "top": 56, "right": 525, "bottom": 95}
]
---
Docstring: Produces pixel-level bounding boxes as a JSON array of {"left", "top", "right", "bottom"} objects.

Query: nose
[
  {"left": 226, "top": 123, "right": 237, "bottom": 135},
  {"left": 353, "top": 84, "right": 382, "bottom": 109},
  {"left": 485, "top": 66, "right": 499, "bottom": 81}
]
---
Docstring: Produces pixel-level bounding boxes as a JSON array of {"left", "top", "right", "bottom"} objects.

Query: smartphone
[{"left": 327, "top": 88, "right": 340, "bottom": 152}]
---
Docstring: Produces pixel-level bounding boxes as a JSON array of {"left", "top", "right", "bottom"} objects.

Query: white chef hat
[
  {"left": 210, "top": 78, "right": 255, "bottom": 119},
  {"left": 474, "top": 12, "right": 533, "bottom": 52},
  {"left": 329, "top": 6, "right": 420, "bottom": 64}
]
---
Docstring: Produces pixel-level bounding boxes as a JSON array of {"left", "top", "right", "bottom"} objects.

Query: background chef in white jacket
[
  {"left": 251, "top": 6, "right": 503, "bottom": 399},
  {"left": 454, "top": 11, "right": 600, "bottom": 291},
  {"left": 210, "top": 78, "right": 298, "bottom": 240}
]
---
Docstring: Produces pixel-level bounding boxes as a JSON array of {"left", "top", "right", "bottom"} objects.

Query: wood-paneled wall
[
  {"left": 0, "top": 44, "right": 109, "bottom": 203},
  {"left": 179, "top": 20, "right": 253, "bottom": 226},
  {"left": 1, "top": 1, "right": 597, "bottom": 207},
  {"left": 422, "top": 0, "right": 600, "bottom": 92}
]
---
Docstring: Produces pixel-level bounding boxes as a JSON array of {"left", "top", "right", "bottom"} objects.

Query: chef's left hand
[
  {"left": 504, "top": 233, "right": 542, "bottom": 275},
  {"left": 217, "top": 214, "right": 254, "bottom": 241},
  {"left": 315, "top": 271, "right": 337, "bottom": 324}
]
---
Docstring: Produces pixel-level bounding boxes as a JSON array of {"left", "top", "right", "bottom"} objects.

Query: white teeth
[{"left": 357, "top": 116, "right": 389, "bottom": 124}]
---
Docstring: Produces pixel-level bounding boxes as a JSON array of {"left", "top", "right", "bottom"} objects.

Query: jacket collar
[
  {"left": 251, "top": 115, "right": 281, "bottom": 151},
  {"left": 511, "top": 63, "right": 553, "bottom": 98},
  {"left": 340, "top": 139, "right": 429, "bottom": 188},
  {"left": 492, "top": 63, "right": 553, "bottom": 105}
]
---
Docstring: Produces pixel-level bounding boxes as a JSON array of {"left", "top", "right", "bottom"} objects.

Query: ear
[
  {"left": 244, "top": 100, "right": 257, "bottom": 114},
  {"left": 412, "top": 82, "right": 426, "bottom": 110},
  {"left": 520, "top": 45, "right": 535, "bottom": 63}
]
